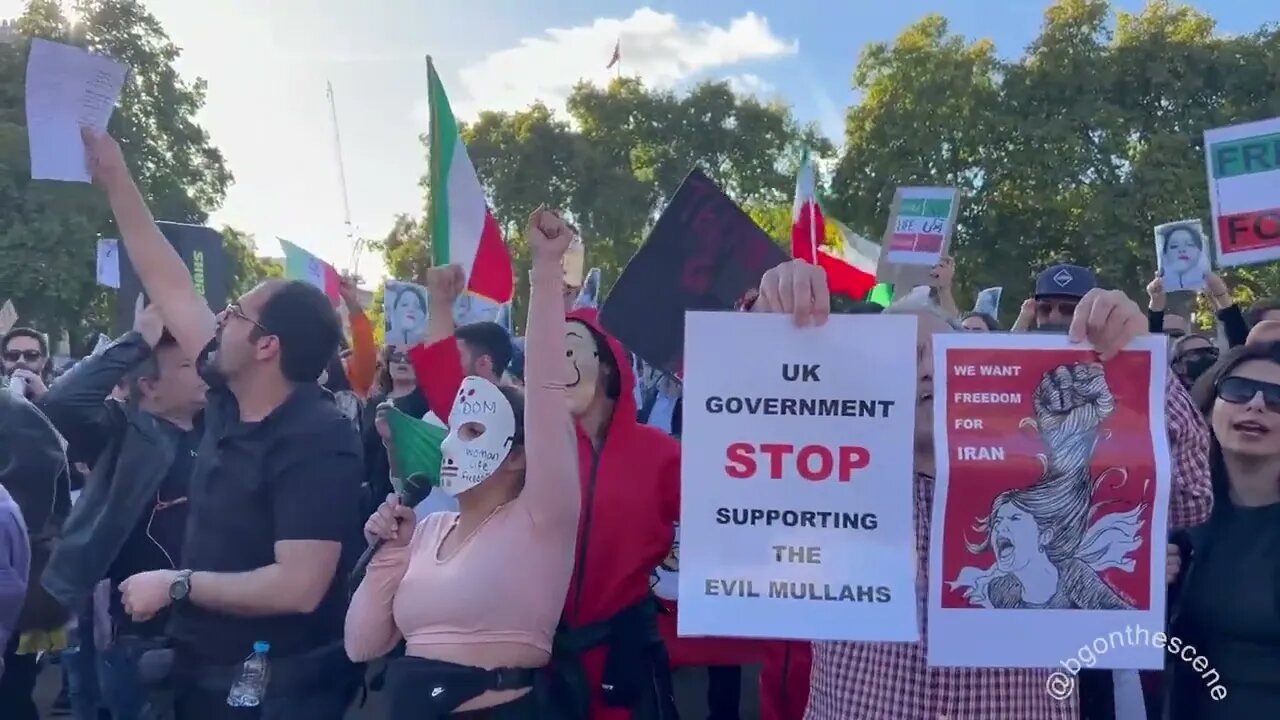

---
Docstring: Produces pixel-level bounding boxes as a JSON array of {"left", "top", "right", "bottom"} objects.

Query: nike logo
[{"left": 431, "top": 687, "right": 444, "bottom": 697}]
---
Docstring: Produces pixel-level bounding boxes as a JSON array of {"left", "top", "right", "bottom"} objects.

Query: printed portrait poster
[
  {"left": 678, "top": 311, "right": 919, "bottom": 642},
  {"left": 384, "top": 281, "right": 429, "bottom": 346},
  {"left": 1154, "top": 220, "right": 1212, "bottom": 292},
  {"left": 927, "top": 333, "right": 1171, "bottom": 669},
  {"left": 383, "top": 280, "right": 503, "bottom": 346},
  {"left": 972, "top": 286, "right": 1002, "bottom": 320},
  {"left": 1203, "top": 115, "right": 1280, "bottom": 267}
]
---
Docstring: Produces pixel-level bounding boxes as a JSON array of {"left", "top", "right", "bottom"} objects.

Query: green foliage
[
  {"left": 0, "top": 0, "right": 233, "bottom": 343},
  {"left": 220, "top": 225, "right": 281, "bottom": 297},
  {"left": 829, "top": 0, "right": 1280, "bottom": 310},
  {"left": 383, "top": 78, "right": 833, "bottom": 330}
]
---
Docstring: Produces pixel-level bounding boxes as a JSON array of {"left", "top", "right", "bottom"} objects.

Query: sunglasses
[
  {"left": 1036, "top": 300, "right": 1078, "bottom": 317},
  {"left": 387, "top": 351, "right": 410, "bottom": 364},
  {"left": 3, "top": 350, "right": 42, "bottom": 362},
  {"left": 1217, "top": 376, "right": 1280, "bottom": 413}
]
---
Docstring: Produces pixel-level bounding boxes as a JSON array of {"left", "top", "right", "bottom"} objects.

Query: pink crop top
[{"left": 344, "top": 261, "right": 580, "bottom": 661}]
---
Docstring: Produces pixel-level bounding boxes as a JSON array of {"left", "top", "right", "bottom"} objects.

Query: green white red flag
[{"left": 427, "top": 58, "right": 514, "bottom": 304}]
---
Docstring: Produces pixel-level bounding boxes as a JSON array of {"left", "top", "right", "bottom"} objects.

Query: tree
[
  {"left": 220, "top": 226, "right": 281, "bottom": 297},
  {"left": 830, "top": 0, "right": 1280, "bottom": 311},
  {"left": 385, "top": 78, "right": 832, "bottom": 331},
  {"left": 0, "top": 0, "right": 234, "bottom": 342}
]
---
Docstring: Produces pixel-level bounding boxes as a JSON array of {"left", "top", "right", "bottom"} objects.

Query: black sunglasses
[
  {"left": 1217, "top": 376, "right": 1280, "bottom": 413},
  {"left": 387, "top": 351, "right": 410, "bottom": 364},
  {"left": 3, "top": 350, "right": 42, "bottom": 362},
  {"left": 1036, "top": 300, "right": 1078, "bottom": 317}
]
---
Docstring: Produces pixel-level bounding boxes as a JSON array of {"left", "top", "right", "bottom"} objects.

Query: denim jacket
[{"left": 39, "top": 332, "right": 185, "bottom": 611}]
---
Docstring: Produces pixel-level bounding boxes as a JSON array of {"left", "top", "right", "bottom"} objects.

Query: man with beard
[{"left": 83, "top": 128, "right": 363, "bottom": 719}]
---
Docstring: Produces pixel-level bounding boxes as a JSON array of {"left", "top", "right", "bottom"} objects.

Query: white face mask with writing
[{"left": 439, "top": 376, "right": 516, "bottom": 496}]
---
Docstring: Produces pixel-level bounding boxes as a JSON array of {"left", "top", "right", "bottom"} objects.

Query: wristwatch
[{"left": 169, "top": 569, "right": 194, "bottom": 603}]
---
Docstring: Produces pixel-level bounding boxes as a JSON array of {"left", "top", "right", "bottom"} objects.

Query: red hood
[{"left": 566, "top": 308, "right": 638, "bottom": 427}]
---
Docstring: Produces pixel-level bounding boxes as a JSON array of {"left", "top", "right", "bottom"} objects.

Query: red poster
[
  {"left": 938, "top": 348, "right": 1156, "bottom": 611},
  {"left": 1217, "top": 207, "right": 1280, "bottom": 254}
]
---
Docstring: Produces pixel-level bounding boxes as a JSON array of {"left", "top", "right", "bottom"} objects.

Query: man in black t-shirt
[
  {"left": 41, "top": 304, "right": 206, "bottom": 718},
  {"left": 85, "top": 129, "right": 364, "bottom": 720}
]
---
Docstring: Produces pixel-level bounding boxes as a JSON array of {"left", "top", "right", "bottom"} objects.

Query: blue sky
[{"left": 4, "top": 0, "right": 1274, "bottom": 283}]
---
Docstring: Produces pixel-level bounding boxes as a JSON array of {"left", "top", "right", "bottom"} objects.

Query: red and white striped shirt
[{"left": 805, "top": 375, "right": 1212, "bottom": 720}]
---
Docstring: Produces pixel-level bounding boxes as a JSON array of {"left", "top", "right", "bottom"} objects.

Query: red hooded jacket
[{"left": 409, "top": 308, "right": 678, "bottom": 719}]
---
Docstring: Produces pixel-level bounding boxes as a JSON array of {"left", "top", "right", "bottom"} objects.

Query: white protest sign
[
  {"left": 1203, "top": 115, "right": 1280, "bottom": 267},
  {"left": 383, "top": 281, "right": 429, "bottom": 346},
  {"left": 96, "top": 238, "right": 120, "bottom": 288},
  {"left": 0, "top": 299, "right": 17, "bottom": 334},
  {"left": 25, "top": 38, "right": 127, "bottom": 183},
  {"left": 678, "top": 311, "right": 919, "bottom": 642}
]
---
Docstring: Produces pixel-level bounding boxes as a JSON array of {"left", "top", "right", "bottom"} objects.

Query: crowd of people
[{"left": 0, "top": 126, "right": 1276, "bottom": 720}]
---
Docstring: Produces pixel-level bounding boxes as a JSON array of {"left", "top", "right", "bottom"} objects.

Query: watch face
[{"left": 170, "top": 575, "right": 190, "bottom": 600}]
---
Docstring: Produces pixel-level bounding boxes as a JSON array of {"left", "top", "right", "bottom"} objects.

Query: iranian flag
[
  {"left": 791, "top": 153, "right": 877, "bottom": 300},
  {"left": 279, "top": 239, "right": 341, "bottom": 302},
  {"left": 427, "top": 58, "right": 514, "bottom": 304}
]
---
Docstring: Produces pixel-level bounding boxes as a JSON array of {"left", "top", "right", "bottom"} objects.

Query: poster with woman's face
[
  {"left": 1154, "top": 220, "right": 1211, "bottom": 292},
  {"left": 384, "top": 281, "right": 429, "bottom": 346}
]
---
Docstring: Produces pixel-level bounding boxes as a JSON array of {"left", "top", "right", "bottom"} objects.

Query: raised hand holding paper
[
  {"left": 26, "top": 39, "right": 126, "bottom": 182},
  {"left": 1154, "top": 220, "right": 1211, "bottom": 291}
]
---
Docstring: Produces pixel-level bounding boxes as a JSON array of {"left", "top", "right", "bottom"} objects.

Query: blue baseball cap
[{"left": 1034, "top": 264, "right": 1096, "bottom": 299}]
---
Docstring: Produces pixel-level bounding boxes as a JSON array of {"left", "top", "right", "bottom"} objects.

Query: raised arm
[
  {"left": 406, "top": 265, "right": 470, "bottom": 421},
  {"left": 83, "top": 130, "right": 216, "bottom": 363},
  {"left": 519, "top": 209, "right": 580, "bottom": 529}
]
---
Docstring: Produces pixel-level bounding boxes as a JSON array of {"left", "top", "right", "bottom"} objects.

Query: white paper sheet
[
  {"left": 96, "top": 238, "right": 120, "bottom": 288},
  {"left": 25, "top": 38, "right": 127, "bottom": 182}
]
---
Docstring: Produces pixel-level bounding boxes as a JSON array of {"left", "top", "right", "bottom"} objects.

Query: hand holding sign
[
  {"left": 81, "top": 127, "right": 129, "bottom": 189},
  {"left": 424, "top": 265, "right": 465, "bottom": 306},
  {"left": 753, "top": 258, "right": 830, "bottom": 327},
  {"left": 1067, "top": 289, "right": 1146, "bottom": 362}
]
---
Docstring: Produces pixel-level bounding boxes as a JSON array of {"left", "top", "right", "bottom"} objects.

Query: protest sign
[
  {"left": 601, "top": 169, "right": 788, "bottom": 377},
  {"left": 972, "top": 287, "right": 1002, "bottom": 320},
  {"left": 384, "top": 281, "right": 429, "bottom": 346},
  {"left": 96, "top": 238, "right": 120, "bottom": 288},
  {"left": 678, "top": 311, "right": 919, "bottom": 642},
  {"left": 25, "top": 38, "right": 126, "bottom": 182},
  {"left": 1204, "top": 116, "right": 1280, "bottom": 267},
  {"left": 116, "top": 223, "right": 229, "bottom": 331},
  {"left": 0, "top": 300, "right": 17, "bottom": 335},
  {"left": 877, "top": 187, "right": 959, "bottom": 288},
  {"left": 1154, "top": 220, "right": 1211, "bottom": 291},
  {"left": 927, "top": 333, "right": 1170, "bottom": 669},
  {"left": 574, "top": 267, "right": 602, "bottom": 310}
]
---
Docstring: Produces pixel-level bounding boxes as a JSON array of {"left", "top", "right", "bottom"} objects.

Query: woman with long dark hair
[
  {"left": 361, "top": 346, "right": 432, "bottom": 508},
  {"left": 1169, "top": 342, "right": 1280, "bottom": 717}
]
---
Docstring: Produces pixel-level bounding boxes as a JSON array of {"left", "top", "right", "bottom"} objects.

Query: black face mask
[{"left": 1172, "top": 348, "right": 1219, "bottom": 388}]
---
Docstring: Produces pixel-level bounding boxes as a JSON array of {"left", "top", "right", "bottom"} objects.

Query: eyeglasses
[
  {"left": 1036, "top": 300, "right": 1078, "bottom": 317},
  {"left": 224, "top": 303, "right": 270, "bottom": 336},
  {"left": 1217, "top": 376, "right": 1280, "bottom": 413},
  {"left": 388, "top": 351, "right": 410, "bottom": 364},
  {"left": 3, "top": 350, "right": 42, "bottom": 362}
]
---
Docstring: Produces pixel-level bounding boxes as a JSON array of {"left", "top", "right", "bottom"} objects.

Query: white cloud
[
  {"left": 451, "top": 8, "right": 797, "bottom": 119},
  {"left": 724, "top": 73, "right": 775, "bottom": 98}
]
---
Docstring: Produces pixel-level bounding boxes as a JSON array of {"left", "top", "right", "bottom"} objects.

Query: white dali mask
[{"left": 439, "top": 376, "right": 517, "bottom": 496}]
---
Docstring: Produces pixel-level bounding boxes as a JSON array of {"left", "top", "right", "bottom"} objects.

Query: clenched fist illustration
[{"left": 1032, "top": 363, "right": 1115, "bottom": 450}]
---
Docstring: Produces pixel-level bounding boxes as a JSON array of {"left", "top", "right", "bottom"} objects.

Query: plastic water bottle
[
  {"left": 226, "top": 641, "right": 271, "bottom": 707},
  {"left": 6, "top": 375, "right": 26, "bottom": 398}
]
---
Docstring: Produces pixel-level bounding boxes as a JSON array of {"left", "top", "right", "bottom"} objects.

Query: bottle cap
[{"left": 253, "top": 641, "right": 270, "bottom": 653}]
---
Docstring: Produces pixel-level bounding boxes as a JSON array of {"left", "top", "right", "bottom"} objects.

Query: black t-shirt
[
  {"left": 108, "top": 425, "right": 199, "bottom": 636},
  {"left": 169, "top": 342, "right": 364, "bottom": 664}
]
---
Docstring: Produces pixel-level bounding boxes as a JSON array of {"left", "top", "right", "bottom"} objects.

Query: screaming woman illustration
[{"left": 950, "top": 363, "right": 1147, "bottom": 610}]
